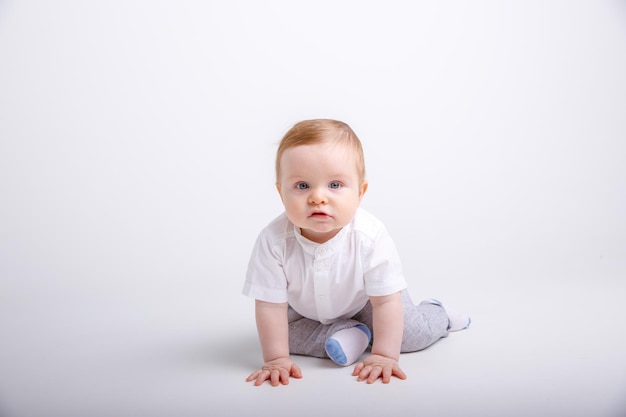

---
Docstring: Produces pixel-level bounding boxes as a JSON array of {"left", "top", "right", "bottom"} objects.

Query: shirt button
[{"left": 318, "top": 248, "right": 326, "bottom": 256}]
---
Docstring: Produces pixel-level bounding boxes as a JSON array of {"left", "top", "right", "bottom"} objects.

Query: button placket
[{"left": 313, "top": 246, "right": 333, "bottom": 321}]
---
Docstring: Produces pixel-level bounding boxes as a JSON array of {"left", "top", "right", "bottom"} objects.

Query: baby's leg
[
  {"left": 352, "top": 290, "right": 450, "bottom": 352},
  {"left": 287, "top": 306, "right": 365, "bottom": 359},
  {"left": 400, "top": 290, "right": 450, "bottom": 352}
]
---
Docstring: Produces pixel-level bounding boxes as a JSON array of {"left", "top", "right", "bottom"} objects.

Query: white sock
[
  {"left": 421, "top": 298, "right": 471, "bottom": 331},
  {"left": 325, "top": 324, "right": 371, "bottom": 366}
]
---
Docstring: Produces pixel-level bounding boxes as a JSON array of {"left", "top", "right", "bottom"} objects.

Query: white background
[{"left": 1, "top": 1, "right": 625, "bottom": 416}]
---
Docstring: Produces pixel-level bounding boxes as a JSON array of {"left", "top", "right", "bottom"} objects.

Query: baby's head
[
  {"left": 275, "top": 119, "right": 366, "bottom": 185},
  {"left": 274, "top": 119, "right": 368, "bottom": 243}
]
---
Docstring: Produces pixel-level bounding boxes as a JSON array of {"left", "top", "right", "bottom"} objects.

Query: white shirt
[{"left": 242, "top": 208, "right": 407, "bottom": 324}]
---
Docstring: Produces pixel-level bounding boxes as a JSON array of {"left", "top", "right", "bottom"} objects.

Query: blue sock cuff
[
  {"left": 325, "top": 338, "right": 347, "bottom": 365},
  {"left": 355, "top": 324, "right": 372, "bottom": 342},
  {"left": 325, "top": 324, "right": 372, "bottom": 366}
]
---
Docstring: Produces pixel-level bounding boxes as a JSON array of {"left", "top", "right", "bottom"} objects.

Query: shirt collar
[{"left": 293, "top": 221, "right": 353, "bottom": 256}]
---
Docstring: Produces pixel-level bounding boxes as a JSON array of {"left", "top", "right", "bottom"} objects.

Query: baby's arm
[
  {"left": 353, "top": 291, "right": 407, "bottom": 383},
  {"left": 246, "top": 300, "right": 302, "bottom": 386}
]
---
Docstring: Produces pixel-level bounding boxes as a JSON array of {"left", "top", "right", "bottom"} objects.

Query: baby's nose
[{"left": 309, "top": 188, "right": 328, "bottom": 204}]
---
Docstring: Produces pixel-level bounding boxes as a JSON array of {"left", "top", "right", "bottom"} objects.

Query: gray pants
[{"left": 288, "top": 289, "right": 449, "bottom": 359}]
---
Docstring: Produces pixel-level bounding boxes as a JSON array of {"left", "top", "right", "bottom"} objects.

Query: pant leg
[
  {"left": 351, "top": 289, "right": 449, "bottom": 353},
  {"left": 287, "top": 306, "right": 365, "bottom": 358},
  {"left": 399, "top": 290, "right": 449, "bottom": 352}
]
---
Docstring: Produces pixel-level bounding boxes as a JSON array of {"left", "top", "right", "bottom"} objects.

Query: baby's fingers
[
  {"left": 279, "top": 368, "right": 292, "bottom": 385},
  {"left": 257, "top": 370, "right": 273, "bottom": 386},
  {"left": 268, "top": 368, "right": 293, "bottom": 386},
  {"left": 354, "top": 364, "right": 375, "bottom": 382},
  {"left": 290, "top": 363, "right": 303, "bottom": 379},
  {"left": 246, "top": 369, "right": 262, "bottom": 382},
  {"left": 352, "top": 362, "right": 365, "bottom": 376},
  {"left": 392, "top": 366, "right": 407, "bottom": 381},
  {"left": 246, "top": 369, "right": 272, "bottom": 386},
  {"left": 270, "top": 369, "right": 281, "bottom": 386},
  {"left": 366, "top": 365, "right": 383, "bottom": 384},
  {"left": 381, "top": 366, "right": 393, "bottom": 383},
  {"left": 379, "top": 364, "right": 407, "bottom": 383}
]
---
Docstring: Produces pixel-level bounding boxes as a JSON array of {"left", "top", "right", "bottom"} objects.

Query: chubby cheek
[{"left": 282, "top": 195, "right": 305, "bottom": 215}]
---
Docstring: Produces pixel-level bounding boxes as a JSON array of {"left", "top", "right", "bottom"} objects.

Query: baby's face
[{"left": 277, "top": 141, "right": 367, "bottom": 243}]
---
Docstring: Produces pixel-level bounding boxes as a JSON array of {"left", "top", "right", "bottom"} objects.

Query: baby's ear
[
  {"left": 276, "top": 183, "right": 283, "bottom": 199},
  {"left": 359, "top": 181, "right": 369, "bottom": 199}
]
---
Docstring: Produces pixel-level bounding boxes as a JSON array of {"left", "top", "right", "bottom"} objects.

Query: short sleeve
[
  {"left": 242, "top": 230, "right": 289, "bottom": 303},
  {"left": 361, "top": 225, "right": 407, "bottom": 296}
]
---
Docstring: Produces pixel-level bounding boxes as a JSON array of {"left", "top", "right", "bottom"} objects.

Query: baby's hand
[
  {"left": 352, "top": 354, "right": 407, "bottom": 384},
  {"left": 246, "top": 357, "right": 303, "bottom": 387}
]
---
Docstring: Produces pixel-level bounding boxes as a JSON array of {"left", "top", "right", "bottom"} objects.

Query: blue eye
[
  {"left": 296, "top": 182, "right": 309, "bottom": 190},
  {"left": 329, "top": 182, "right": 341, "bottom": 189}
]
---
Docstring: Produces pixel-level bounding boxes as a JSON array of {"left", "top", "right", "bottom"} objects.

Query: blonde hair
[{"left": 275, "top": 119, "right": 366, "bottom": 183}]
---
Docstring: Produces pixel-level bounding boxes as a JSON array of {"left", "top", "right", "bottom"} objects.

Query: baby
[{"left": 243, "top": 119, "right": 470, "bottom": 386}]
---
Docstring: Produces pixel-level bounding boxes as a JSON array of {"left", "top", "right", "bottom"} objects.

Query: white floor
[{"left": 1, "top": 253, "right": 624, "bottom": 417}]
